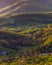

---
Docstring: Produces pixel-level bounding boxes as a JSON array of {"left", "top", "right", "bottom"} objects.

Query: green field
[{"left": 0, "top": 24, "right": 52, "bottom": 65}]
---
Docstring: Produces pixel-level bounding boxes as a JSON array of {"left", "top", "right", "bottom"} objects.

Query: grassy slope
[{"left": 0, "top": 27, "right": 52, "bottom": 65}]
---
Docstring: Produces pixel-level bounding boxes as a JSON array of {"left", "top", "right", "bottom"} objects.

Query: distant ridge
[
  {"left": 0, "top": 11, "right": 52, "bottom": 18},
  {"left": 0, "top": 13, "right": 52, "bottom": 29}
]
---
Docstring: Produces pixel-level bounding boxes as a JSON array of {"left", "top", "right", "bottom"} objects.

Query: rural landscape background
[
  {"left": 0, "top": 0, "right": 52, "bottom": 65},
  {"left": 0, "top": 13, "right": 52, "bottom": 65}
]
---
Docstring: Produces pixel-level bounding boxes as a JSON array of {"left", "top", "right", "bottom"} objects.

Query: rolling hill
[
  {"left": 0, "top": 27, "right": 52, "bottom": 53},
  {"left": 0, "top": 13, "right": 52, "bottom": 65},
  {"left": 0, "top": 13, "right": 52, "bottom": 30}
]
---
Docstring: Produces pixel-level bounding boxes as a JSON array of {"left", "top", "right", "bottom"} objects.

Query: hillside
[
  {"left": 0, "top": 27, "right": 52, "bottom": 65},
  {"left": 0, "top": 13, "right": 52, "bottom": 29},
  {"left": 0, "top": 13, "right": 52, "bottom": 65},
  {"left": 0, "top": 27, "right": 52, "bottom": 52}
]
